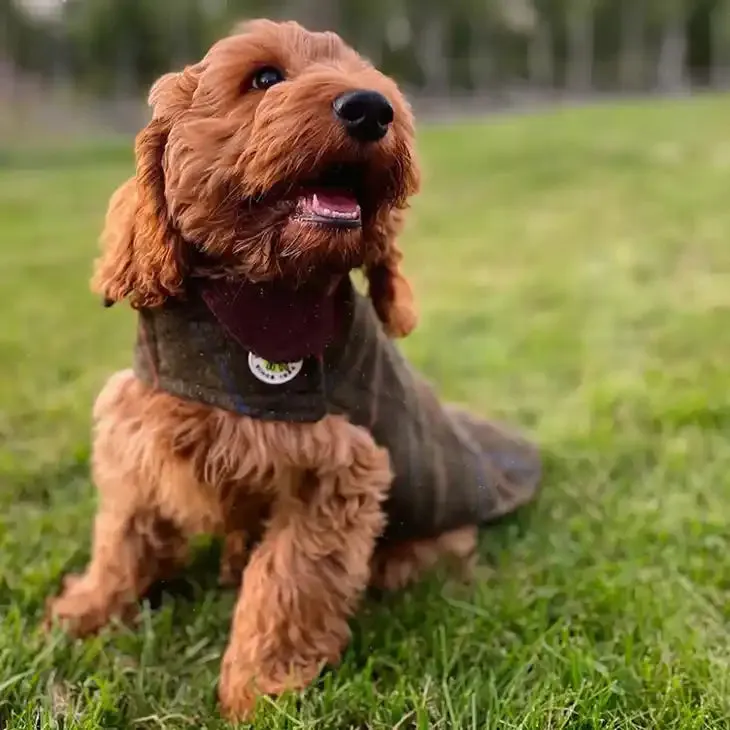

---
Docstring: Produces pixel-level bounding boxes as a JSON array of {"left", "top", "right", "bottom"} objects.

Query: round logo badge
[{"left": 248, "top": 353, "right": 303, "bottom": 385}]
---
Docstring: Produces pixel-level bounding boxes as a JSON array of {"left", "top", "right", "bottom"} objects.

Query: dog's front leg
[
  {"left": 217, "top": 423, "right": 391, "bottom": 721},
  {"left": 45, "top": 500, "right": 189, "bottom": 636}
]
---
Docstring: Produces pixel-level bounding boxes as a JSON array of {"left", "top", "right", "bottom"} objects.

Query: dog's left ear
[
  {"left": 92, "top": 67, "right": 201, "bottom": 309},
  {"left": 366, "top": 210, "right": 418, "bottom": 339}
]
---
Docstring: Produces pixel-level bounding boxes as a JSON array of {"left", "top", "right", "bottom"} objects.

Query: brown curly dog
[{"left": 45, "top": 18, "right": 541, "bottom": 722}]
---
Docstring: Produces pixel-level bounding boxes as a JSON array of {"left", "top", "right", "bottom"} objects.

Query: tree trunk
[
  {"left": 656, "top": 7, "right": 687, "bottom": 93},
  {"left": 618, "top": 0, "right": 645, "bottom": 91},
  {"left": 0, "top": 56, "right": 20, "bottom": 133},
  {"left": 357, "top": 3, "right": 390, "bottom": 67},
  {"left": 468, "top": 15, "right": 498, "bottom": 95},
  {"left": 710, "top": 0, "right": 730, "bottom": 88},
  {"left": 565, "top": 1, "right": 594, "bottom": 95},
  {"left": 114, "top": 37, "right": 136, "bottom": 100},
  {"left": 295, "top": 0, "right": 340, "bottom": 32},
  {"left": 527, "top": 16, "right": 555, "bottom": 90},
  {"left": 415, "top": 11, "right": 449, "bottom": 96},
  {"left": 358, "top": 31, "right": 383, "bottom": 68},
  {"left": 468, "top": 46, "right": 498, "bottom": 96}
]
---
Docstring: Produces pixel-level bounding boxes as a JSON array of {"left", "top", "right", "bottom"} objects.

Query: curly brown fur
[
  {"left": 92, "top": 18, "right": 420, "bottom": 333},
  {"left": 46, "top": 19, "right": 473, "bottom": 722},
  {"left": 48, "top": 371, "right": 391, "bottom": 717}
]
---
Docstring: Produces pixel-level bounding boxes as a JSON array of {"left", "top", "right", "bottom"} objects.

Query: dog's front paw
[
  {"left": 218, "top": 650, "right": 326, "bottom": 722},
  {"left": 218, "top": 678, "right": 257, "bottom": 723},
  {"left": 217, "top": 658, "right": 270, "bottom": 723},
  {"left": 44, "top": 573, "right": 135, "bottom": 637}
]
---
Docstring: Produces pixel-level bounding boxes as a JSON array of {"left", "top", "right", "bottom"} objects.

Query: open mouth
[{"left": 293, "top": 163, "right": 364, "bottom": 228}]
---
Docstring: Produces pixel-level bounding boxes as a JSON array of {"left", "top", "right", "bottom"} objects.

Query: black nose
[{"left": 332, "top": 90, "right": 394, "bottom": 143}]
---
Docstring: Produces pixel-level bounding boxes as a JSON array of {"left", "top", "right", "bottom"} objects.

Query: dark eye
[{"left": 251, "top": 66, "right": 284, "bottom": 91}]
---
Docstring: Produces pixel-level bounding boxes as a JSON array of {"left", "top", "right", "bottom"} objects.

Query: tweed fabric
[{"left": 133, "top": 278, "right": 541, "bottom": 541}]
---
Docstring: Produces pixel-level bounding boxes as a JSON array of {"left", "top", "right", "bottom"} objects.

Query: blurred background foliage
[
  {"left": 2, "top": 0, "right": 730, "bottom": 95},
  {"left": 1, "top": 0, "right": 730, "bottom": 138}
]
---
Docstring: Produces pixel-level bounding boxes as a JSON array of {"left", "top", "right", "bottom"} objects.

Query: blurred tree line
[{"left": 1, "top": 0, "right": 729, "bottom": 98}]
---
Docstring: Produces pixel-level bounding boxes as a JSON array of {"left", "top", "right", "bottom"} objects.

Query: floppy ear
[
  {"left": 91, "top": 69, "right": 199, "bottom": 309},
  {"left": 366, "top": 211, "right": 418, "bottom": 338}
]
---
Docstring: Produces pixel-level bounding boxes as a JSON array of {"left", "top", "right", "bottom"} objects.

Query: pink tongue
[{"left": 312, "top": 189, "right": 358, "bottom": 213}]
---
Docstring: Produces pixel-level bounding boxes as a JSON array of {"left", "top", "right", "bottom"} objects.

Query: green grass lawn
[{"left": 2, "top": 95, "right": 730, "bottom": 729}]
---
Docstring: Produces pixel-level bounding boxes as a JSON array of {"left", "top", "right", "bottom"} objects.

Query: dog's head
[{"left": 96, "top": 19, "right": 420, "bottom": 308}]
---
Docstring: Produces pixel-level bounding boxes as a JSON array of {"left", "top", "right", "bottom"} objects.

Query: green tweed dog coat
[{"left": 132, "top": 276, "right": 541, "bottom": 542}]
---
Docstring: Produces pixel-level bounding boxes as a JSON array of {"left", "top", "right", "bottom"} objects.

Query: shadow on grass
[{"left": 144, "top": 539, "right": 226, "bottom": 610}]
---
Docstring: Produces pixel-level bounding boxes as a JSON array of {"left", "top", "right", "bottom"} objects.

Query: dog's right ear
[
  {"left": 366, "top": 209, "right": 419, "bottom": 339},
  {"left": 91, "top": 68, "right": 201, "bottom": 309}
]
